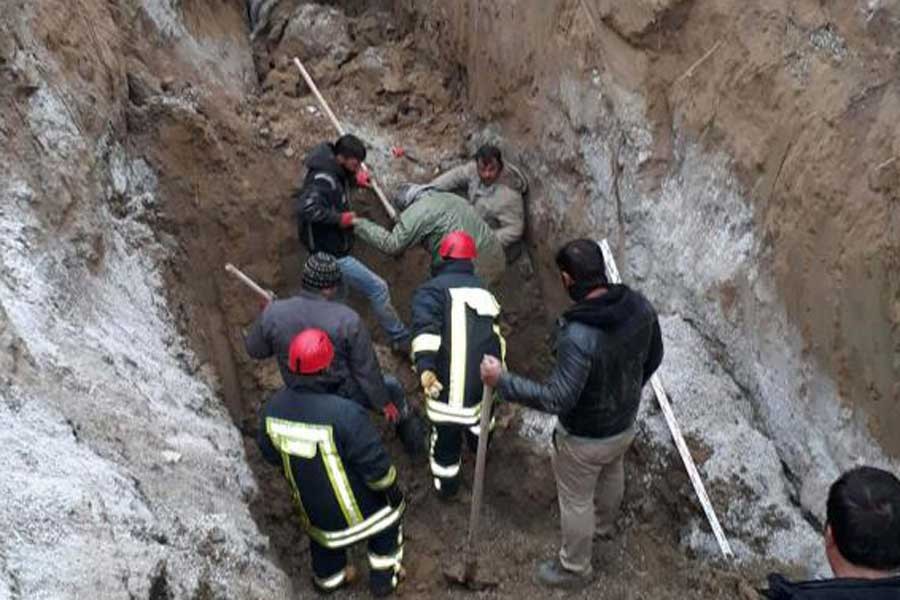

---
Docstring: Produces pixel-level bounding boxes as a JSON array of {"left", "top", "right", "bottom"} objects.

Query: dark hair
[
  {"left": 475, "top": 144, "right": 503, "bottom": 169},
  {"left": 827, "top": 466, "right": 900, "bottom": 571},
  {"left": 334, "top": 134, "right": 366, "bottom": 161},
  {"left": 555, "top": 238, "right": 608, "bottom": 286}
]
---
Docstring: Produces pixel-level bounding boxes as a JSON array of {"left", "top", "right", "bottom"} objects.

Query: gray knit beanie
[{"left": 303, "top": 253, "right": 342, "bottom": 290}]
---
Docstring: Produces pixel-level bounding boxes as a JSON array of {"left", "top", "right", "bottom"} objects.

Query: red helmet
[
  {"left": 438, "top": 230, "right": 478, "bottom": 260},
  {"left": 288, "top": 329, "right": 335, "bottom": 375}
]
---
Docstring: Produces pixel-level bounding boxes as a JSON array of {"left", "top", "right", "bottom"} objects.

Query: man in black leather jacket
[
  {"left": 481, "top": 238, "right": 663, "bottom": 589},
  {"left": 764, "top": 466, "right": 900, "bottom": 599}
]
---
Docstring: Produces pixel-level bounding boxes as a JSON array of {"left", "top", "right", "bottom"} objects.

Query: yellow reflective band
[
  {"left": 369, "top": 465, "right": 397, "bottom": 491},
  {"left": 433, "top": 477, "right": 442, "bottom": 491},
  {"left": 449, "top": 287, "right": 501, "bottom": 317},
  {"left": 368, "top": 546, "right": 403, "bottom": 570},
  {"left": 308, "top": 503, "right": 406, "bottom": 549},
  {"left": 429, "top": 459, "right": 460, "bottom": 478},
  {"left": 493, "top": 323, "right": 507, "bottom": 365},
  {"left": 411, "top": 333, "right": 442, "bottom": 355},
  {"left": 426, "top": 398, "right": 482, "bottom": 425},
  {"left": 266, "top": 418, "right": 363, "bottom": 527},
  {"left": 314, "top": 569, "right": 346, "bottom": 590},
  {"left": 448, "top": 292, "right": 468, "bottom": 410}
]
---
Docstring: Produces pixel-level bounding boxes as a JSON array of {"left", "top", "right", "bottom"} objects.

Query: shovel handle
[{"left": 464, "top": 384, "right": 494, "bottom": 562}]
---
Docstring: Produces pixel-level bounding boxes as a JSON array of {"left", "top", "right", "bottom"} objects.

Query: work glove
[
  {"left": 391, "top": 146, "right": 405, "bottom": 158},
  {"left": 382, "top": 402, "right": 400, "bottom": 424},
  {"left": 384, "top": 482, "right": 405, "bottom": 509},
  {"left": 355, "top": 168, "right": 371, "bottom": 188},
  {"left": 339, "top": 211, "right": 356, "bottom": 229},
  {"left": 419, "top": 370, "right": 443, "bottom": 400}
]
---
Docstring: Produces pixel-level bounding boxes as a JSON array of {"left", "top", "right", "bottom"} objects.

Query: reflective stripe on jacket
[
  {"left": 410, "top": 260, "right": 506, "bottom": 426},
  {"left": 257, "top": 386, "right": 404, "bottom": 549}
]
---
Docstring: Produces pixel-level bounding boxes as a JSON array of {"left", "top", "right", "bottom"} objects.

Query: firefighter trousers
[
  {"left": 310, "top": 523, "right": 403, "bottom": 596},
  {"left": 429, "top": 423, "right": 491, "bottom": 498}
]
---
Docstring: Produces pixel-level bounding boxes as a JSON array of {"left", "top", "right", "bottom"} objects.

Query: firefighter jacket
[
  {"left": 498, "top": 284, "right": 663, "bottom": 439},
  {"left": 293, "top": 142, "right": 354, "bottom": 257},
  {"left": 353, "top": 190, "right": 506, "bottom": 286},
  {"left": 428, "top": 160, "right": 527, "bottom": 247},
  {"left": 257, "top": 382, "right": 405, "bottom": 549},
  {"left": 410, "top": 259, "right": 506, "bottom": 426},
  {"left": 244, "top": 290, "right": 390, "bottom": 411}
]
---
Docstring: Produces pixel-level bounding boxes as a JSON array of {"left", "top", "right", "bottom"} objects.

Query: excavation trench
[
  {"left": 5, "top": 0, "right": 897, "bottom": 597},
  {"left": 127, "top": 3, "right": 810, "bottom": 596}
]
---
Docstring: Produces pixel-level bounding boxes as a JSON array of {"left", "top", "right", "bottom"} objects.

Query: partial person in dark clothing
[
  {"left": 293, "top": 134, "right": 410, "bottom": 349},
  {"left": 257, "top": 328, "right": 405, "bottom": 597},
  {"left": 481, "top": 238, "right": 663, "bottom": 590},
  {"left": 764, "top": 466, "right": 900, "bottom": 599},
  {"left": 245, "top": 252, "right": 425, "bottom": 455},
  {"left": 409, "top": 231, "right": 505, "bottom": 499}
]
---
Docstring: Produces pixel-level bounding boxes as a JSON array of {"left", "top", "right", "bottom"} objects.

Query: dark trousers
[
  {"left": 310, "top": 523, "right": 403, "bottom": 596},
  {"left": 429, "top": 423, "right": 484, "bottom": 498}
]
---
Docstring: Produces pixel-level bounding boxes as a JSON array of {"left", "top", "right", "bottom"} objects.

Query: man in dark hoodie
[
  {"left": 763, "top": 466, "right": 900, "bottom": 599},
  {"left": 294, "top": 134, "right": 410, "bottom": 353},
  {"left": 480, "top": 238, "right": 663, "bottom": 589}
]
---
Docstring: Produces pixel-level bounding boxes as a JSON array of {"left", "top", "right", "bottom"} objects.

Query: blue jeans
[{"left": 336, "top": 256, "right": 409, "bottom": 344}]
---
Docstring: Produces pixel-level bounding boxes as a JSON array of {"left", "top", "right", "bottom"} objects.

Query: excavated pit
[
  {"left": 137, "top": 2, "right": 818, "bottom": 595},
  {"left": 2, "top": 0, "right": 897, "bottom": 598}
]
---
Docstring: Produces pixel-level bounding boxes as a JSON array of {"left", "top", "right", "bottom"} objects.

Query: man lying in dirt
[
  {"left": 244, "top": 252, "right": 425, "bottom": 456},
  {"left": 293, "top": 133, "right": 411, "bottom": 355},
  {"left": 410, "top": 231, "right": 505, "bottom": 499},
  {"left": 764, "top": 466, "right": 900, "bottom": 599},
  {"left": 480, "top": 239, "right": 663, "bottom": 590},
  {"left": 348, "top": 183, "right": 506, "bottom": 287},
  {"left": 428, "top": 144, "right": 528, "bottom": 254},
  {"left": 257, "top": 328, "right": 406, "bottom": 597}
]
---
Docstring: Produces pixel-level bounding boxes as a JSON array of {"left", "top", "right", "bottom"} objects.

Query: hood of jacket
[
  {"left": 305, "top": 142, "right": 347, "bottom": 181},
  {"left": 563, "top": 284, "right": 643, "bottom": 333}
]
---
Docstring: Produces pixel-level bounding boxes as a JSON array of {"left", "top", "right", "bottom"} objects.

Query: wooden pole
[
  {"left": 292, "top": 57, "right": 398, "bottom": 222},
  {"left": 225, "top": 263, "right": 274, "bottom": 302},
  {"left": 598, "top": 239, "right": 734, "bottom": 560},
  {"left": 464, "top": 385, "right": 494, "bottom": 579}
]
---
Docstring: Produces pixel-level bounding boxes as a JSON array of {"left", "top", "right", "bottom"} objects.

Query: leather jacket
[{"left": 498, "top": 285, "right": 663, "bottom": 439}]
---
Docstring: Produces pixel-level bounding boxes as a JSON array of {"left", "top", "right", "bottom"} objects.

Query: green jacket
[{"left": 354, "top": 191, "right": 506, "bottom": 285}]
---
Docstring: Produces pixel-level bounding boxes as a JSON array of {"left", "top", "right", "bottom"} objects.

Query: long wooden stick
[
  {"left": 464, "top": 385, "right": 494, "bottom": 580},
  {"left": 292, "top": 57, "right": 398, "bottom": 222},
  {"left": 598, "top": 239, "right": 734, "bottom": 560},
  {"left": 225, "top": 263, "right": 274, "bottom": 302}
]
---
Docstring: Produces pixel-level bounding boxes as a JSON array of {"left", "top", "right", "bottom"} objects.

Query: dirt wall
[
  {"left": 397, "top": 0, "right": 899, "bottom": 515},
  {"left": 0, "top": 1, "right": 290, "bottom": 597}
]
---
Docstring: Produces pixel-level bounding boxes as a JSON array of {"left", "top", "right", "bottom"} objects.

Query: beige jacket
[{"left": 429, "top": 161, "right": 527, "bottom": 247}]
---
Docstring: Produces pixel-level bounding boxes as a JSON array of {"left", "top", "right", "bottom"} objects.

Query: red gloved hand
[
  {"left": 382, "top": 402, "right": 401, "bottom": 424},
  {"left": 391, "top": 146, "right": 405, "bottom": 158},
  {"left": 339, "top": 212, "right": 356, "bottom": 228},
  {"left": 355, "top": 168, "right": 371, "bottom": 188},
  {"left": 258, "top": 298, "right": 271, "bottom": 312}
]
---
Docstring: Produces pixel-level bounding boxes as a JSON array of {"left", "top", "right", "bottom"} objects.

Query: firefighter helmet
[
  {"left": 288, "top": 328, "right": 335, "bottom": 375},
  {"left": 438, "top": 230, "right": 478, "bottom": 260}
]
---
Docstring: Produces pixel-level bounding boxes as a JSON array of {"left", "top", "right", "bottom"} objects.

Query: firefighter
[
  {"left": 409, "top": 230, "right": 506, "bottom": 498},
  {"left": 245, "top": 252, "right": 426, "bottom": 456},
  {"left": 257, "top": 328, "right": 405, "bottom": 597}
]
